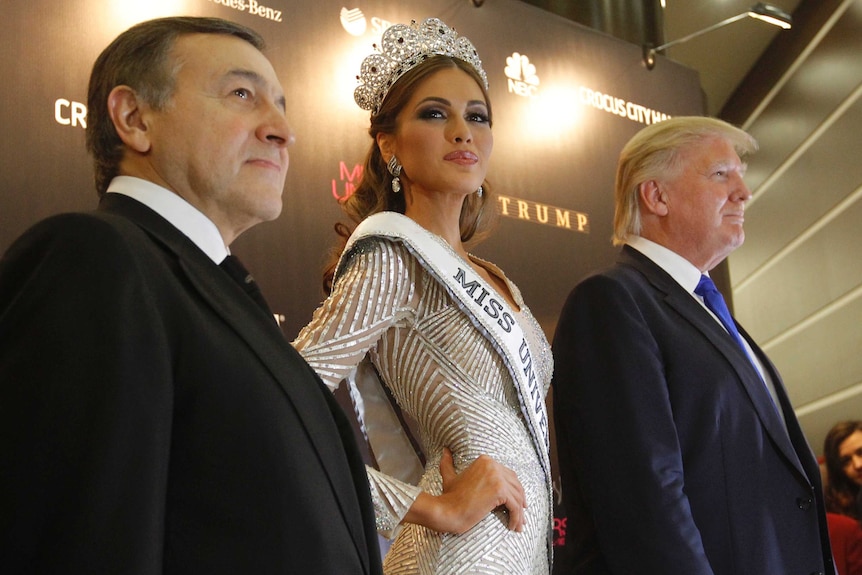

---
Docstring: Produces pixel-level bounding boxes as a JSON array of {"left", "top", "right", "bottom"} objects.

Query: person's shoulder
[
  {"left": 557, "top": 262, "right": 657, "bottom": 324},
  {"left": 332, "top": 236, "right": 421, "bottom": 297},
  {"left": 13, "top": 210, "right": 140, "bottom": 247},
  {"left": 829, "top": 512, "right": 862, "bottom": 532},
  {"left": 0, "top": 211, "right": 154, "bottom": 311},
  {"left": 2, "top": 210, "right": 150, "bottom": 280},
  {"left": 570, "top": 260, "right": 641, "bottom": 292},
  {"left": 343, "top": 234, "right": 416, "bottom": 270}
]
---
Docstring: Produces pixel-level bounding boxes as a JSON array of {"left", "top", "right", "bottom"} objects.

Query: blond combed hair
[{"left": 613, "top": 116, "right": 758, "bottom": 246}]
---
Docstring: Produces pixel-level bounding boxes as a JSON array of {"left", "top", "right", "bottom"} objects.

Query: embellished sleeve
[
  {"left": 293, "top": 237, "right": 424, "bottom": 537},
  {"left": 294, "top": 237, "right": 416, "bottom": 391}
]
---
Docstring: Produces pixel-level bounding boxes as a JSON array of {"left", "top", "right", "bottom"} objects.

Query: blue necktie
[
  {"left": 695, "top": 274, "right": 785, "bottom": 422},
  {"left": 694, "top": 275, "right": 748, "bottom": 353}
]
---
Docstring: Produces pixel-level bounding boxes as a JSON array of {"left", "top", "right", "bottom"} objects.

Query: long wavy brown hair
[
  {"left": 824, "top": 420, "right": 862, "bottom": 519},
  {"left": 322, "top": 55, "right": 496, "bottom": 293}
]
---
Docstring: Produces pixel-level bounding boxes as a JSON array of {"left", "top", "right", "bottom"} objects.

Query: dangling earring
[
  {"left": 476, "top": 185, "right": 484, "bottom": 198},
  {"left": 387, "top": 156, "right": 402, "bottom": 193}
]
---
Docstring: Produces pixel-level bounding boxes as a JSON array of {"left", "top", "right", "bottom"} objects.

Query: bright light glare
[
  {"left": 520, "top": 86, "right": 583, "bottom": 142},
  {"left": 749, "top": 11, "right": 792, "bottom": 29},
  {"left": 101, "top": 0, "right": 192, "bottom": 37}
]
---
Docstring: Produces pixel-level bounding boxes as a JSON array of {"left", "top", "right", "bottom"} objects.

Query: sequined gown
[{"left": 294, "top": 235, "right": 553, "bottom": 575}]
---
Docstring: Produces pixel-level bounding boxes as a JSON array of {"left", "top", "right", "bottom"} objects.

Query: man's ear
[
  {"left": 107, "top": 85, "right": 152, "bottom": 153},
  {"left": 639, "top": 180, "right": 669, "bottom": 216},
  {"left": 376, "top": 132, "right": 395, "bottom": 163}
]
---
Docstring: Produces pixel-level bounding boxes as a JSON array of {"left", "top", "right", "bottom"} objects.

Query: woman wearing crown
[{"left": 294, "top": 18, "right": 553, "bottom": 574}]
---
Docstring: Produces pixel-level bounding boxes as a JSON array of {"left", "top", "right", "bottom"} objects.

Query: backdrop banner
[{"left": 0, "top": 0, "right": 703, "bottom": 564}]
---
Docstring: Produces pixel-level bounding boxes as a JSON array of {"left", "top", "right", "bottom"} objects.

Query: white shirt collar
[
  {"left": 106, "top": 176, "right": 229, "bottom": 264},
  {"left": 626, "top": 235, "right": 705, "bottom": 294},
  {"left": 627, "top": 238, "right": 776, "bottom": 402}
]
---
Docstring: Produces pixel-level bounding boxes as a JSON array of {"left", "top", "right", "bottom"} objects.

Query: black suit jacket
[
  {"left": 0, "top": 193, "right": 382, "bottom": 575},
  {"left": 552, "top": 245, "right": 834, "bottom": 575}
]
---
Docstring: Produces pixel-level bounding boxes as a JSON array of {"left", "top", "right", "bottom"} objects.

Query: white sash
[{"left": 335, "top": 212, "right": 551, "bottom": 485}]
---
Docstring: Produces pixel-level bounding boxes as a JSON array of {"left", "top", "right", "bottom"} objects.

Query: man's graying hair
[{"left": 86, "top": 17, "right": 265, "bottom": 196}]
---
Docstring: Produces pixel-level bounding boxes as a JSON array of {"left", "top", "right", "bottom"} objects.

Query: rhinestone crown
[{"left": 354, "top": 18, "right": 488, "bottom": 115}]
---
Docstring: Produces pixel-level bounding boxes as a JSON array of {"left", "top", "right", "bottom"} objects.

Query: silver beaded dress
[{"left": 294, "top": 232, "right": 553, "bottom": 575}]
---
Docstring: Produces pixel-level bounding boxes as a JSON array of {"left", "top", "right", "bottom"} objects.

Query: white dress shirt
[
  {"left": 106, "top": 176, "right": 229, "bottom": 264},
  {"left": 627, "top": 235, "right": 786, "bottom": 425}
]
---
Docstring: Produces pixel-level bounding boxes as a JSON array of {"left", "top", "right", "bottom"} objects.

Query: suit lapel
[
  {"left": 98, "top": 194, "right": 372, "bottom": 573},
  {"left": 737, "top": 322, "right": 820, "bottom": 481},
  {"left": 179, "top": 257, "right": 372, "bottom": 570},
  {"left": 620, "top": 247, "right": 808, "bottom": 479}
]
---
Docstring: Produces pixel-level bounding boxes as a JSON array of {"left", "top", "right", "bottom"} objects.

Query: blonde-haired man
[{"left": 552, "top": 116, "right": 835, "bottom": 575}]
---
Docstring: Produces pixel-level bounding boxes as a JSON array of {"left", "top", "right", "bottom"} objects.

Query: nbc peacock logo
[{"left": 505, "top": 52, "right": 540, "bottom": 98}]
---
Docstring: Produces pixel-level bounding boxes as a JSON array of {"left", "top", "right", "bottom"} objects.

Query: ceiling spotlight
[
  {"left": 748, "top": 2, "right": 793, "bottom": 29},
  {"left": 643, "top": 2, "right": 792, "bottom": 70}
]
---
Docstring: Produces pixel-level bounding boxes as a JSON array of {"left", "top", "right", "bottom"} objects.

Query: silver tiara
[{"left": 354, "top": 18, "right": 488, "bottom": 115}]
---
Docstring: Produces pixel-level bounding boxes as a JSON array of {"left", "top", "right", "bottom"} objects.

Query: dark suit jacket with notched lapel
[
  {"left": 552, "top": 245, "right": 835, "bottom": 575},
  {"left": 0, "top": 193, "right": 382, "bottom": 575}
]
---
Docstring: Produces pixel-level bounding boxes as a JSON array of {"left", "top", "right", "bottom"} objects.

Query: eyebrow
[
  {"left": 226, "top": 68, "right": 286, "bottom": 113},
  {"left": 706, "top": 160, "right": 748, "bottom": 176},
  {"left": 416, "top": 96, "right": 488, "bottom": 108}
]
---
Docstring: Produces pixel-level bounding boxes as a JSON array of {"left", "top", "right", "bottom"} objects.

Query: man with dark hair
[{"left": 0, "top": 16, "right": 382, "bottom": 575}]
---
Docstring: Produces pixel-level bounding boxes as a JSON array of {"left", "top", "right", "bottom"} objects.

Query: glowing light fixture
[{"left": 643, "top": 2, "right": 792, "bottom": 70}]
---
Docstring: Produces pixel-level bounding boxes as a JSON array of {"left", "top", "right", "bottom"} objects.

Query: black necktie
[{"left": 219, "top": 255, "right": 274, "bottom": 318}]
